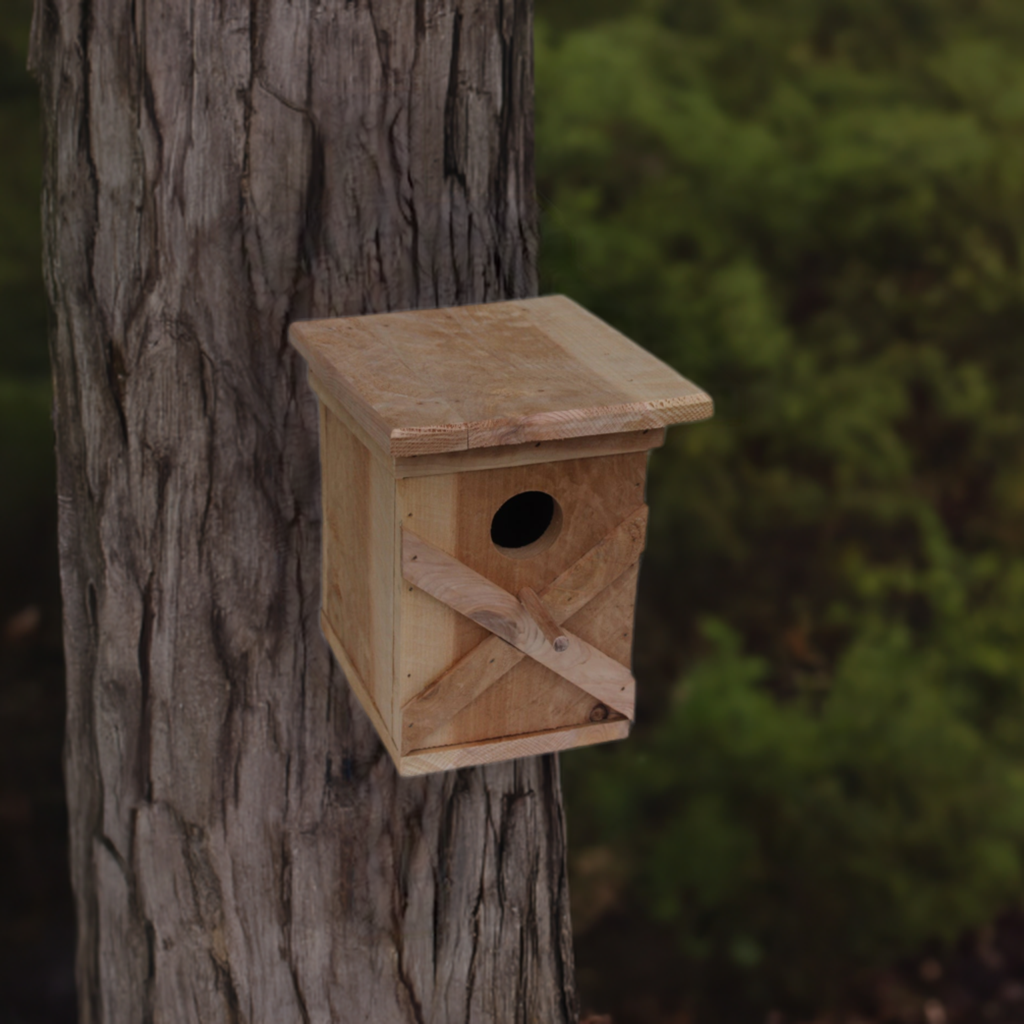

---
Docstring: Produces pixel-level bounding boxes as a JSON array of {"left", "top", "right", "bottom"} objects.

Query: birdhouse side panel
[{"left": 320, "top": 404, "right": 398, "bottom": 743}]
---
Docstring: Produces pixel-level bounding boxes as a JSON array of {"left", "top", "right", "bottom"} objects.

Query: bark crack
[
  {"left": 366, "top": 0, "right": 392, "bottom": 82},
  {"left": 300, "top": 125, "right": 326, "bottom": 281},
  {"left": 210, "top": 954, "right": 243, "bottom": 1024},
  {"left": 395, "top": 946, "right": 427, "bottom": 1024},
  {"left": 137, "top": 573, "right": 155, "bottom": 802},
  {"left": 442, "top": 10, "right": 466, "bottom": 189}
]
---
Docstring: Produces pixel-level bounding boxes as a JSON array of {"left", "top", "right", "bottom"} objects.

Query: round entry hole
[{"left": 491, "top": 490, "right": 562, "bottom": 558}]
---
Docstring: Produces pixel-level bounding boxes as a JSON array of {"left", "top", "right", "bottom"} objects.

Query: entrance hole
[{"left": 490, "top": 490, "right": 562, "bottom": 558}]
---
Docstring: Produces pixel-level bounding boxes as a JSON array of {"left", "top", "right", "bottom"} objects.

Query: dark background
[
  {"left": 5, "top": 1, "right": 1024, "bottom": 1022},
  {"left": 1, "top": 2, "right": 75, "bottom": 1022}
]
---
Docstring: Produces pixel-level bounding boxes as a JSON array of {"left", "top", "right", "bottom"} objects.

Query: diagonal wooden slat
[
  {"left": 400, "top": 505, "right": 648, "bottom": 752},
  {"left": 403, "top": 531, "right": 636, "bottom": 717}
]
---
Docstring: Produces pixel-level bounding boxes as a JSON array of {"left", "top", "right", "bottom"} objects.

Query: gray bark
[{"left": 29, "top": 1, "right": 578, "bottom": 1021}]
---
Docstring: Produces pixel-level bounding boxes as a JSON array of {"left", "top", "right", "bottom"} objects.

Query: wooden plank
[
  {"left": 401, "top": 638, "right": 515, "bottom": 754},
  {"left": 399, "top": 719, "right": 631, "bottom": 776},
  {"left": 403, "top": 530, "right": 636, "bottom": 718},
  {"left": 426, "top": 662, "right": 614, "bottom": 753},
  {"left": 314, "top": 369, "right": 664, "bottom": 477},
  {"left": 370, "top": 434, "right": 399, "bottom": 740},
  {"left": 559, "top": 563, "right": 642, "bottom": 691},
  {"left": 310, "top": 372, "right": 394, "bottom": 474},
  {"left": 401, "top": 633, "right": 524, "bottom": 754},
  {"left": 400, "top": 505, "right": 648, "bottom": 752},
  {"left": 318, "top": 402, "right": 332, "bottom": 649},
  {"left": 319, "top": 404, "right": 398, "bottom": 737},
  {"left": 394, "top": 472, "right": 479, "bottom": 720},
  {"left": 427, "top": 562, "right": 641, "bottom": 751},
  {"left": 288, "top": 296, "right": 713, "bottom": 456},
  {"left": 537, "top": 504, "right": 648, "bottom": 623},
  {"left": 393, "top": 428, "right": 665, "bottom": 478},
  {"left": 320, "top": 403, "right": 373, "bottom": 688},
  {"left": 403, "top": 529, "right": 524, "bottom": 642}
]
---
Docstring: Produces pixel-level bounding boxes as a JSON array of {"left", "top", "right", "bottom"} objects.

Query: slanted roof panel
[{"left": 288, "top": 295, "right": 713, "bottom": 456}]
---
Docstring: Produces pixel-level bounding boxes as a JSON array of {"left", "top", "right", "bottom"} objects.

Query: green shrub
[
  {"left": 537, "top": 0, "right": 1024, "bottom": 1015},
  {"left": 568, "top": 620, "right": 1024, "bottom": 1013}
]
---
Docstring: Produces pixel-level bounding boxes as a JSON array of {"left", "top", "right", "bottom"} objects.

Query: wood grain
[
  {"left": 403, "top": 530, "right": 637, "bottom": 718},
  {"left": 397, "top": 454, "right": 648, "bottom": 756},
  {"left": 401, "top": 505, "right": 648, "bottom": 752},
  {"left": 394, "top": 427, "right": 666, "bottom": 478},
  {"left": 289, "top": 296, "right": 713, "bottom": 456},
  {"left": 401, "top": 719, "right": 631, "bottom": 776},
  {"left": 431, "top": 563, "right": 642, "bottom": 750},
  {"left": 313, "top": 360, "right": 668, "bottom": 477},
  {"left": 320, "top": 402, "right": 398, "bottom": 731},
  {"left": 32, "top": 1, "right": 580, "bottom": 1021},
  {"left": 538, "top": 505, "right": 649, "bottom": 622},
  {"left": 519, "top": 587, "right": 569, "bottom": 651}
]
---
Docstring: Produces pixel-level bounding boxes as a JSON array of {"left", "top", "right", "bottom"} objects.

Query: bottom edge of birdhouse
[
  {"left": 321, "top": 611, "right": 632, "bottom": 776},
  {"left": 395, "top": 718, "right": 632, "bottom": 776}
]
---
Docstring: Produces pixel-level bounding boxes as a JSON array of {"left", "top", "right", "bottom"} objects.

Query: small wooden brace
[
  {"left": 519, "top": 587, "right": 569, "bottom": 651},
  {"left": 400, "top": 505, "right": 648, "bottom": 752}
]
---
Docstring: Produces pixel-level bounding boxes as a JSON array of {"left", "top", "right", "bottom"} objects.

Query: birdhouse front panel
[
  {"left": 395, "top": 450, "right": 650, "bottom": 769},
  {"left": 289, "top": 295, "right": 713, "bottom": 776}
]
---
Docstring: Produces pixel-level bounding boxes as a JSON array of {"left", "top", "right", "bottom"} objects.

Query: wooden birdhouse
[{"left": 288, "top": 296, "right": 713, "bottom": 776}]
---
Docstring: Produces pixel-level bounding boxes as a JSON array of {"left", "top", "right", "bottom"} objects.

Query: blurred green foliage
[{"left": 537, "top": 0, "right": 1024, "bottom": 1017}]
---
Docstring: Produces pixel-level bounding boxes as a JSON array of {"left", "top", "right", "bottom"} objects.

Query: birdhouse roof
[{"left": 288, "top": 295, "right": 713, "bottom": 457}]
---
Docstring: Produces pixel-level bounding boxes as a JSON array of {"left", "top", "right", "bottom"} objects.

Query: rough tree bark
[{"left": 29, "top": 1, "right": 578, "bottom": 1020}]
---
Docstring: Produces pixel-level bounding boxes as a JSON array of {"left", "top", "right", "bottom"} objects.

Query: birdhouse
[{"left": 288, "top": 296, "right": 713, "bottom": 776}]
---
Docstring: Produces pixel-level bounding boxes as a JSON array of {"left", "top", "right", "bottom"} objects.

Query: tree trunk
[{"left": 29, "top": 2, "right": 578, "bottom": 1021}]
